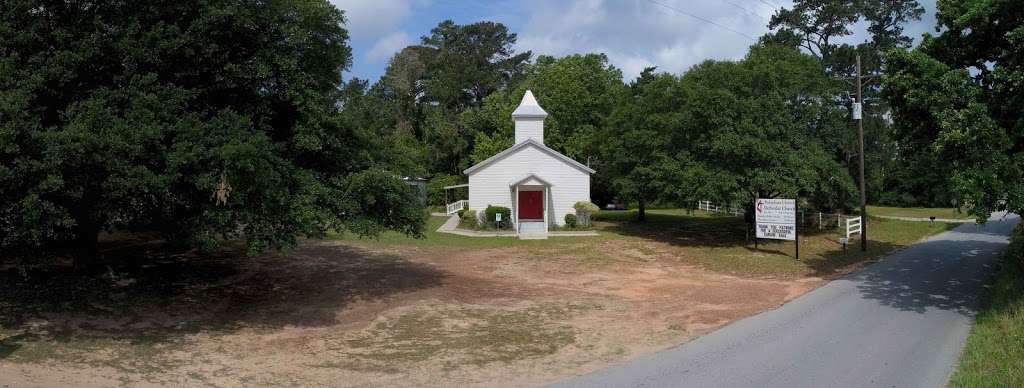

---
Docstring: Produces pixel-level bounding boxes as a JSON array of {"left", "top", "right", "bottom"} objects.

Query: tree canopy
[
  {"left": 0, "top": 0, "right": 425, "bottom": 268},
  {"left": 883, "top": 0, "right": 1024, "bottom": 219}
]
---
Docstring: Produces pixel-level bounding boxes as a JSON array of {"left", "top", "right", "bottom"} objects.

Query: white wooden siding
[
  {"left": 514, "top": 118, "right": 544, "bottom": 144},
  {"left": 468, "top": 145, "right": 590, "bottom": 227}
]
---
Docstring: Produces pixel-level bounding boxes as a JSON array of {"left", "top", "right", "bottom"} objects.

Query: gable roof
[
  {"left": 463, "top": 138, "right": 596, "bottom": 175},
  {"left": 508, "top": 173, "right": 554, "bottom": 187}
]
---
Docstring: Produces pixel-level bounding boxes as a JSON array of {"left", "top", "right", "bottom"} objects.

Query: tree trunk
[
  {"left": 72, "top": 217, "right": 100, "bottom": 271},
  {"left": 637, "top": 199, "right": 646, "bottom": 222}
]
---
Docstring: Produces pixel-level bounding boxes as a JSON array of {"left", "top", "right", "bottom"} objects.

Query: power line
[
  {"left": 758, "top": 0, "right": 780, "bottom": 10},
  {"left": 723, "top": 0, "right": 768, "bottom": 21},
  {"left": 646, "top": 0, "right": 757, "bottom": 41}
]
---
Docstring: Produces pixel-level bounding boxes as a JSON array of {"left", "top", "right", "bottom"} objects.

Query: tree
[
  {"left": 883, "top": 0, "right": 1024, "bottom": 219},
  {"left": 597, "top": 68, "right": 682, "bottom": 221},
  {"left": 0, "top": 0, "right": 425, "bottom": 269},
  {"left": 678, "top": 45, "right": 856, "bottom": 210},
  {"left": 419, "top": 20, "right": 531, "bottom": 111},
  {"left": 766, "top": 0, "right": 930, "bottom": 207},
  {"left": 767, "top": 0, "right": 859, "bottom": 64},
  {"left": 379, "top": 46, "right": 432, "bottom": 140},
  {"left": 528, "top": 54, "right": 625, "bottom": 160},
  {"left": 462, "top": 55, "right": 625, "bottom": 175}
]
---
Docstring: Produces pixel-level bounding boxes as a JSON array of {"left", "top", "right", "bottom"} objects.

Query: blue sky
[{"left": 331, "top": 0, "right": 938, "bottom": 83}]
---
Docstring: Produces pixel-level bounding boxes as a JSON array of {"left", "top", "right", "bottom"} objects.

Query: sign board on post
[{"left": 755, "top": 198, "right": 796, "bottom": 241}]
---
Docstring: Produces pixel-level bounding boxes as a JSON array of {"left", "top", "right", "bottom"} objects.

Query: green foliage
[
  {"left": 459, "top": 210, "right": 478, "bottom": 229},
  {"left": 470, "top": 131, "right": 513, "bottom": 164},
  {"left": 426, "top": 174, "right": 461, "bottom": 206},
  {"left": 950, "top": 225, "right": 1024, "bottom": 386},
  {"left": 564, "top": 214, "right": 578, "bottom": 228},
  {"left": 483, "top": 205, "right": 512, "bottom": 229},
  {"left": 528, "top": 54, "right": 626, "bottom": 159},
  {"left": 0, "top": 0, "right": 423, "bottom": 266},
  {"left": 574, "top": 201, "right": 598, "bottom": 226},
  {"left": 596, "top": 68, "right": 685, "bottom": 221},
  {"left": 766, "top": 0, "right": 934, "bottom": 208},
  {"left": 420, "top": 20, "right": 532, "bottom": 111},
  {"left": 681, "top": 46, "right": 857, "bottom": 209},
  {"left": 467, "top": 55, "right": 625, "bottom": 165},
  {"left": 573, "top": 201, "right": 600, "bottom": 213},
  {"left": 883, "top": 0, "right": 1024, "bottom": 220},
  {"left": 597, "top": 46, "right": 857, "bottom": 221}
]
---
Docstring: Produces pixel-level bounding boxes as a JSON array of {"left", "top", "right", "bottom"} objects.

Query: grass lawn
[
  {"left": 338, "top": 208, "right": 958, "bottom": 278},
  {"left": 950, "top": 225, "right": 1024, "bottom": 387},
  {"left": 867, "top": 205, "right": 971, "bottom": 220},
  {"left": 0, "top": 208, "right": 962, "bottom": 386}
]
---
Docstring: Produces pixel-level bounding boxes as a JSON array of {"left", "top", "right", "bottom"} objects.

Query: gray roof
[
  {"left": 511, "top": 90, "right": 548, "bottom": 118},
  {"left": 462, "top": 138, "right": 596, "bottom": 175},
  {"left": 508, "top": 173, "right": 554, "bottom": 187}
]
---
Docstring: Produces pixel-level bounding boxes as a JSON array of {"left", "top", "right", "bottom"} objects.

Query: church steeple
[{"left": 511, "top": 90, "right": 547, "bottom": 144}]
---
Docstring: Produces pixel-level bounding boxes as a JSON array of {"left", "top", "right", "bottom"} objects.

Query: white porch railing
[{"left": 446, "top": 200, "right": 468, "bottom": 215}]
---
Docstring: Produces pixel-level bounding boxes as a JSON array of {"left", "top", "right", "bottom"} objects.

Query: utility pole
[{"left": 855, "top": 55, "right": 867, "bottom": 252}]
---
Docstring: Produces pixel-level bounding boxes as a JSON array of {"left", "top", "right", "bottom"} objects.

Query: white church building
[{"left": 461, "top": 90, "right": 594, "bottom": 236}]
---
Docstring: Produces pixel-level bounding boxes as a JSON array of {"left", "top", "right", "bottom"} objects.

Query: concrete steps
[{"left": 518, "top": 221, "right": 547, "bottom": 239}]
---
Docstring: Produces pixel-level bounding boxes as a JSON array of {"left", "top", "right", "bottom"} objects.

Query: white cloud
[
  {"left": 330, "top": 0, "right": 417, "bottom": 39},
  {"left": 515, "top": 0, "right": 780, "bottom": 79},
  {"left": 513, "top": 0, "right": 940, "bottom": 80},
  {"left": 366, "top": 32, "right": 412, "bottom": 63}
]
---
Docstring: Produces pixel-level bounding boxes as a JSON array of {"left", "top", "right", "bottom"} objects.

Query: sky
[{"left": 330, "top": 0, "right": 939, "bottom": 83}]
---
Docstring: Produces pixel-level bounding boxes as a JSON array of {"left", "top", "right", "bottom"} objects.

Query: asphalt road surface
[{"left": 553, "top": 213, "right": 1020, "bottom": 388}]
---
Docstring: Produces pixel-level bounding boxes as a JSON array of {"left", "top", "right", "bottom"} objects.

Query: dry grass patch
[{"left": 340, "top": 302, "right": 591, "bottom": 367}]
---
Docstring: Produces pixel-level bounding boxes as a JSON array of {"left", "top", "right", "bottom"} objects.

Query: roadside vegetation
[
  {"left": 950, "top": 224, "right": 1024, "bottom": 387},
  {"left": 867, "top": 206, "right": 970, "bottom": 220}
]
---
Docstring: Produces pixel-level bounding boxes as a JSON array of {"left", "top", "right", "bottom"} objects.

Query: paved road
[{"left": 553, "top": 213, "right": 1020, "bottom": 388}]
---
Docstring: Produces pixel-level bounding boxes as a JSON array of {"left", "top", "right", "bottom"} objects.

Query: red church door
[{"left": 518, "top": 191, "right": 543, "bottom": 220}]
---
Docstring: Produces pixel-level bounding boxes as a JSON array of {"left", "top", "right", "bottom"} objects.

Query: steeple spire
[{"left": 512, "top": 90, "right": 547, "bottom": 143}]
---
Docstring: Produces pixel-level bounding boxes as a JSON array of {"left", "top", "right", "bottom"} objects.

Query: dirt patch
[{"left": 1, "top": 238, "right": 822, "bottom": 387}]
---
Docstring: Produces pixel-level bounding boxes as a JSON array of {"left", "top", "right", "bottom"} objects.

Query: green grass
[
  {"left": 950, "top": 224, "right": 1024, "bottom": 387},
  {"left": 335, "top": 210, "right": 957, "bottom": 278},
  {"left": 867, "top": 205, "right": 970, "bottom": 220}
]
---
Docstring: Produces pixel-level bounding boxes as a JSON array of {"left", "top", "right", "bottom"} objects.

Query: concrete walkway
[
  {"left": 435, "top": 215, "right": 599, "bottom": 238},
  {"left": 435, "top": 215, "right": 517, "bottom": 237},
  {"left": 552, "top": 213, "right": 1020, "bottom": 388}
]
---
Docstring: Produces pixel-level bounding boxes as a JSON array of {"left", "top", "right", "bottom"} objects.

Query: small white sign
[
  {"left": 496, "top": 212, "right": 502, "bottom": 222},
  {"left": 852, "top": 102, "right": 862, "bottom": 120},
  {"left": 755, "top": 198, "right": 796, "bottom": 241}
]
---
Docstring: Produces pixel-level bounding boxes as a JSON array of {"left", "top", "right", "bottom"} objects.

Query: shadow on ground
[
  {"left": 845, "top": 238, "right": 1009, "bottom": 316},
  {"left": 0, "top": 239, "right": 447, "bottom": 359}
]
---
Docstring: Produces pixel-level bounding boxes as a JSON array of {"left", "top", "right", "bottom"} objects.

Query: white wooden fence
[
  {"left": 697, "top": 200, "right": 861, "bottom": 231},
  {"left": 446, "top": 200, "right": 468, "bottom": 216},
  {"left": 697, "top": 200, "right": 743, "bottom": 216},
  {"left": 845, "top": 216, "right": 863, "bottom": 239}
]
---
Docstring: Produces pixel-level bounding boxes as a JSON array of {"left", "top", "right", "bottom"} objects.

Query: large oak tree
[{"left": 0, "top": 0, "right": 424, "bottom": 269}]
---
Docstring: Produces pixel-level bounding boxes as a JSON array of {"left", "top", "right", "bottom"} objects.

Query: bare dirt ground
[{"left": 0, "top": 237, "right": 823, "bottom": 387}]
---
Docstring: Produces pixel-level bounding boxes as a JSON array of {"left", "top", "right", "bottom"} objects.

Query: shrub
[
  {"left": 573, "top": 201, "right": 600, "bottom": 213},
  {"left": 574, "top": 201, "right": 599, "bottom": 226},
  {"left": 459, "top": 210, "right": 478, "bottom": 229},
  {"left": 564, "top": 213, "right": 578, "bottom": 228},
  {"left": 484, "top": 205, "right": 512, "bottom": 229}
]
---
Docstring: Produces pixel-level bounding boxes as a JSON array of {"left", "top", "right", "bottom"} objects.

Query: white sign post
[{"left": 755, "top": 198, "right": 799, "bottom": 259}]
